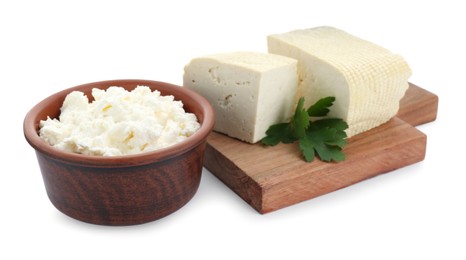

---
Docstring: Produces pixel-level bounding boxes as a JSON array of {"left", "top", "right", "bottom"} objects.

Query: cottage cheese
[{"left": 39, "top": 86, "right": 200, "bottom": 156}]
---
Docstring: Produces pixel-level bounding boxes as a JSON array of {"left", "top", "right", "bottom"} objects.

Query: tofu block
[
  {"left": 268, "top": 26, "right": 412, "bottom": 137},
  {"left": 183, "top": 52, "right": 298, "bottom": 143}
]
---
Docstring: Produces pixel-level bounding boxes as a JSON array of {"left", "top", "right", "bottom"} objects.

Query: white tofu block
[
  {"left": 268, "top": 26, "right": 412, "bottom": 137},
  {"left": 183, "top": 52, "right": 298, "bottom": 143}
]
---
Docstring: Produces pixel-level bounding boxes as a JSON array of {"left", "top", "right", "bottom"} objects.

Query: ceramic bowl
[{"left": 24, "top": 79, "right": 215, "bottom": 225}]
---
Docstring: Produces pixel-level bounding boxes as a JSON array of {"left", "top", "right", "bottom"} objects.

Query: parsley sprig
[{"left": 261, "top": 97, "right": 348, "bottom": 163}]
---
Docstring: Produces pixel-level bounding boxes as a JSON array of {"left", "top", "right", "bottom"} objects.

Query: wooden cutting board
[{"left": 204, "top": 83, "right": 438, "bottom": 213}]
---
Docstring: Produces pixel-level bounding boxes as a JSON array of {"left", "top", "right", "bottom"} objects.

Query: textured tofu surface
[
  {"left": 183, "top": 52, "right": 298, "bottom": 143},
  {"left": 268, "top": 26, "right": 412, "bottom": 137}
]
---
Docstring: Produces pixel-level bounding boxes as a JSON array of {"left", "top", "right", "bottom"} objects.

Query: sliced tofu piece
[
  {"left": 183, "top": 52, "right": 298, "bottom": 143},
  {"left": 268, "top": 26, "right": 412, "bottom": 137}
]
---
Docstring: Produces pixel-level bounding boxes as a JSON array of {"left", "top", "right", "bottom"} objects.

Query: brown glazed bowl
[{"left": 24, "top": 79, "right": 215, "bottom": 225}]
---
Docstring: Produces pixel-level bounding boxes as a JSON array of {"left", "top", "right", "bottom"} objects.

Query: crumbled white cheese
[{"left": 39, "top": 86, "right": 200, "bottom": 156}]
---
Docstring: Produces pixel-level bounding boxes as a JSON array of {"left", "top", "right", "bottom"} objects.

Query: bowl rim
[{"left": 23, "top": 79, "right": 215, "bottom": 168}]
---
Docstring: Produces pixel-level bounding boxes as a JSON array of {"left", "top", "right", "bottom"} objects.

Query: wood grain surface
[
  {"left": 397, "top": 83, "right": 438, "bottom": 125},
  {"left": 204, "top": 83, "right": 438, "bottom": 213}
]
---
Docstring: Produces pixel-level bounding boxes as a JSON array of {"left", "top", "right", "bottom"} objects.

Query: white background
[{"left": 1, "top": 0, "right": 464, "bottom": 259}]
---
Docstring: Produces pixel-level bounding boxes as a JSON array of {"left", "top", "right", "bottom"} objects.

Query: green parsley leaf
[
  {"left": 261, "top": 123, "right": 294, "bottom": 146},
  {"left": 309, "top": 118, "right": 348, "bottom": 133},
  {"left": 306, "top": 96, "right": 335, "bottom": 117},
  {"left": 289, "top": 97, "right": 309, "bottom": 139},
  {"left": 298, "top": 134, "right": 316, "bottom": 162},
  {"left": 261, "top": 96, "right": 348, "bottom": 163},
  {"left": 304, "top": 127, "right": 346, "bottom": 162}
]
